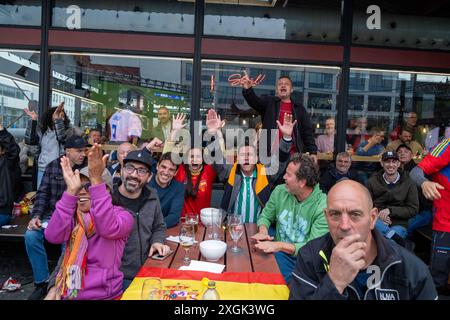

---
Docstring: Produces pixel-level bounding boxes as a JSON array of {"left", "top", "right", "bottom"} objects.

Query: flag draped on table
[{"left": 121, "top": 267, "right": 289, "bottom": 300}]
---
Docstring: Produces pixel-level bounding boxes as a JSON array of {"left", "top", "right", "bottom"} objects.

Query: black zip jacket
[
  {"left": 243, "top": 87, "right": 317, "bottom": 156},
  {"left": 289, "top": 230, "right": 438, "bottom": 300}
]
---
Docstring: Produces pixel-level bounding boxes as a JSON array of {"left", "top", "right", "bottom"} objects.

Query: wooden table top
[{"left": 143, "top": 222, "right": 281, "bottom": 275}]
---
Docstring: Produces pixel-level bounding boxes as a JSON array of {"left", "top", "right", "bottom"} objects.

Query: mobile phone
[{"left": 151, "top": 250, "right": 174, "bottom": 261}]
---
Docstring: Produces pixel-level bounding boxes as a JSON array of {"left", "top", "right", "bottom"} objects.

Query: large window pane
[
  {"left": 0, "top": 1, "right": 41, "bottom": 26},
  {"left": 200, "top": 60, "right": 340, "bottom": 153},
  {"left": 352, "top": 2, "right": 450, "bottom": 51},
  {"left": 204, "top": 0, "right": 341, "bottom": 41},
  {"left": 347, "top": 68, "right": 450, "bottom": 157},
  {"left": 53, "top": 0, "right": 194, "bottom": 34},
  {"left": 0, "top": 50, "right": 40, "bottom": 140},
  {"left": 50, "top": 52, "right": 192, "bottom": 142}
]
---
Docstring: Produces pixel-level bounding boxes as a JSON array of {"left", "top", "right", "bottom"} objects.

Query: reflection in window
[
  {"left": 348, "top": 95, "right": 364, "bottom": 111},
  {"left": 368, "top": 96, "right": 392, "bottom": 112},
  {"left": 200, "top": 59, "right": 340, "bottom": 148},
  {"left": 0, "top": 50, "right": 40, "bottom": 141},
  {"left": 348, "top": 68, "right": 450, "bottom": 155},
  {"left": 369, "top": 74, "right": 394, "bottom": 92},
  {"left": 0, "top": 1, "right": 41, "bottom": 26},
  {"left": 352, "top": 2, "right": 450, "bottom": 52},
  {"left": 52, "top": 0, "right": 194, "bottom": 34},
  {"left": 309, "top": 72, "right": 333, "bottom": 89},
  {"left": 308, "top": 93, "right": 332, "bottom": 110},
  {"left": 349, "top": 72, "right": 366, "bottom": 91},
  {"left": 50, "top": 53, "right": 192, "bottom": 142},
  {"left": 204, "top": 1, "right": 341, "bottom": 42}
]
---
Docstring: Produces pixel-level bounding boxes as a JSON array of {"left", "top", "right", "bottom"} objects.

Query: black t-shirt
[{"left": 116, "top": 187, "right": 148, "bottom": 214}]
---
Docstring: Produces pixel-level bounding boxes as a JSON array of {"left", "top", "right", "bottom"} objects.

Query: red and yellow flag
[{"left": 121, "top": 267, "right": 289, "bottom": 300}]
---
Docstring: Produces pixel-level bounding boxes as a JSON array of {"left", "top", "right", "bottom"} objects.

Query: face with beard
[
  {"left": 158, "top": 107, "right": 170, "bottom": 125},
  {"left": 121, "top": 161, "right": 151, "bottom": 195}
]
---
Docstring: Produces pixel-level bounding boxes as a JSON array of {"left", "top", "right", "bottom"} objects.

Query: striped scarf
[{"left": 55, "top": 208, "right": 95, "bottom": 299}]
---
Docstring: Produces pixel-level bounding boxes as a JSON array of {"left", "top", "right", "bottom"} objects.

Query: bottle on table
[{"left": 202, "top": 281, "right": 220, "bottom": 300}]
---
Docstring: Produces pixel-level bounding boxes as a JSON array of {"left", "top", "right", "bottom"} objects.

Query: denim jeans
[
  {"left": 0, "top": 214, "right": 11, "bottom": 227},
  {"left": 37, "top": 169, "right": 45, "bottom": 190},
  {"left": 274, "top": 251, "right": 297, "bottom": 284},
  {"left": 407, "top": 210, "right": 432, "bottom": 236},
  {"left": 24, "top": 223, "right": 49, "bottom": 284},
  {"left": 375, "top": 219, "right": 407, "bottom": 239}
]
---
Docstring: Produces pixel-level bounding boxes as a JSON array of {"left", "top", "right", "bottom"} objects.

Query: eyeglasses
[
  {"left": 124, "top": 164, "right": 150, "bottom": 177},
  {"left": 81, "top": 182, "right": 91, "bottom": 190}
]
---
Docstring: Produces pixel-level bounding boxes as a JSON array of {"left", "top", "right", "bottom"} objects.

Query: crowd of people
[{"left": 0, "top": 74, "right": 448, "bottom": 301}]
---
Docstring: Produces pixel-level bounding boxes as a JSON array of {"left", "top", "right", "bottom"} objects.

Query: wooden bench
[{"left": 0, "top": 215, "right": 31, "bottom": 241}]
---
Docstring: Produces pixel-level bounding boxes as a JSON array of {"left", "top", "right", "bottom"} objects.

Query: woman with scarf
[{"left": 44, "top": 144, "right": 134, "bottom": 300}]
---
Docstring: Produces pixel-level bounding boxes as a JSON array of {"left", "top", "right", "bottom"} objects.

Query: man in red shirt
[
  {"left": 410, "top": 138, "right": 450, "bottom": 294},
  {"left": 240, "top": 75, "right": 317, "bottom": 163}
]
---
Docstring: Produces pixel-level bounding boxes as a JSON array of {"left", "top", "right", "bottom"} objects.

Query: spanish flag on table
[{"left": 121, "top": 267, "right": 289, "bottom": 300}]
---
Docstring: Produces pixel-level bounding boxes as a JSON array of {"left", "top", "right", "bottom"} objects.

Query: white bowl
[
  {"left": 200, "top": 208, "right": 221, "bottom": 226},
  {"left": 199, "top": 240, "right": 227, "bottom": 262}
]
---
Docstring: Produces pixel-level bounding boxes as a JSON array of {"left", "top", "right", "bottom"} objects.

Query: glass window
[
  {"left": 53, "top": 0, "right": 194, "bottom": 34},
  {"left": 201, "top": 59, "right": 340, "bottom": 154},
  {"left": 347, "top": 68, "right": 450, "bottom": 160},
  {"left": 352, "top": 2, "right": 450, "bottom": 51},
  {"left": 204, "top": 0, "right": 341, "bottom": 42},
  {"left": 50, "top": 52, "right": 192, "bottom": 142},
  {"left": 0, "top": 50, "right": 40, "bottom": 141},
  {"left": 0, "top": 1, "right": 41, "bottom": 26}
]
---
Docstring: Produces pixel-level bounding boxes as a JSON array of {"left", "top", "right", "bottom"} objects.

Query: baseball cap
[
  {"left": 123, "top": 150, "right": 154, "bottom": 170},
  {"left": 65, "top": 135, "right": 86, "bottom": 149},
  {"left": 381, "top": 151, "right": 399, "bottom": 161},
  {"left": 79, "top": 166, "right": 113, "bottom": 190},
  {"left": 396, "top": 144, "right": 412, "bottom": 153}
]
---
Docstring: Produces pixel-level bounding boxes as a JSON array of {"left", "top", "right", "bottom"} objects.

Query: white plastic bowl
[
  {"left": 199, "top": 240, "right": 227, "bottom": 262},
  {"left": 200, "top": 208, "right": 221, "bottom": 226}
]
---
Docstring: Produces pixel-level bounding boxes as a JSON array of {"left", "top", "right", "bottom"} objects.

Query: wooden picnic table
[{"left": 143, "top": 222, "right": 281, "bottom": 274}]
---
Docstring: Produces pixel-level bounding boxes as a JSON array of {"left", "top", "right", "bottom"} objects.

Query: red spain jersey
[
  {"left": 418, "top": 138, "right": 450, "bottom": 232},
  {"left": 175, "top": 164, "right": 216, "bottom": 219}
]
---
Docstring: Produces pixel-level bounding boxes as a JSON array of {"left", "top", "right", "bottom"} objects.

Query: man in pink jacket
[{"left": 45, "top": 144, "right": 134, "bottom": 299}]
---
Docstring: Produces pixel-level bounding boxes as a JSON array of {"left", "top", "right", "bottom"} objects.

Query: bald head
[
  {"left": 328, "top": 180, "right": 373, "bottom": 211},
  {"left": 326, "top": 180, "right": 377, "bottom": 245},
  {"left": 117, "top": 142, "right": 136, "bottom": 166}
]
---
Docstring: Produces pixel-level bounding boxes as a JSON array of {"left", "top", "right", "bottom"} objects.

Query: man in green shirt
[{"left": 252, "top": 153, "right": 329, "bottom": 282}]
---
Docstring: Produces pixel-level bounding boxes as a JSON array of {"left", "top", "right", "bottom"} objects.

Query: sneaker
[{"left": 28, "top": 282, "right": 48, "bottom": 300}]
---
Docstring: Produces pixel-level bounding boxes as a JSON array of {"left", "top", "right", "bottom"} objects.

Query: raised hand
[
  {"left": 206, "top": 109, "right": 225, "bottom": 134},
  {"left": 52, "top": 102, "right": 65, "bottom": 121},
  {"left": 147, "top": 137, "right": 164, "bottom": 153},
  {"left": 276, "top": 113, "right": 297, "bottom": 138},
  {"left": 61, "top": 155, "right": 81, "bottom": 195},
  {"left": 172, "top": 113, "right": 187, "bottom": 132},
  {"left": 23, "top": 108, "right": 38, "bottom": 121},
  {"left": 87, "top": 143, "right": 108, "bottom": 186}
]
